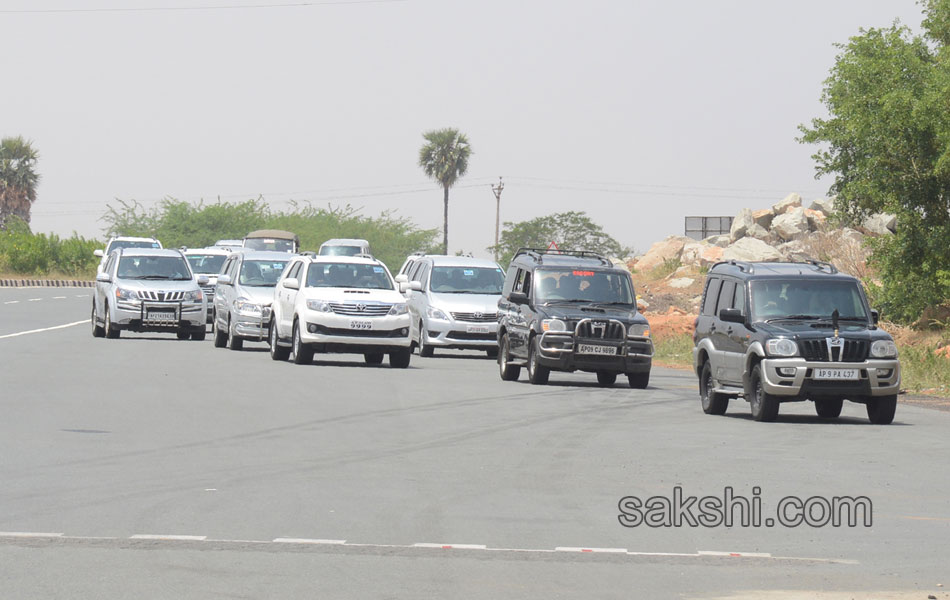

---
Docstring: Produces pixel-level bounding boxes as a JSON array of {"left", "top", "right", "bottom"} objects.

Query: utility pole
[{"left": 492, "top": 176, "right": 504, "bottom": 261}]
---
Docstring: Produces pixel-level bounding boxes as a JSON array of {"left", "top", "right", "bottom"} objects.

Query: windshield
[
  {"left": 186, "top": 254, "right": 227, "bottom": 274},
  {"left": 750, "top": 280, "right": 869, "bottom": 322},
  {"left": 306, "top": 262, "right": 393, "bottom": 290},
  {"left": 117, "top": 256, "right": 192, "bottom": 280},
  {"left": 244, "top": 238, "right": 296, "bottom": 252},
  {"left": 239, "top": 259, "right": 289, "bottom": 287},
  {"left": 430, "top": 266, "right": 505, "bottom": 294},
  {"left": 534, "top": 269, "right": 635, "bottom": 304},
  {"left": 107, "top": 240, "right": 160, "bottom": 253},
  {"left": 319, "top": 245, "right": 363, "bottom": 256}
]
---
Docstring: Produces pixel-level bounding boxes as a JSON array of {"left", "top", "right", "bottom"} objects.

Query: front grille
[
  {"left": 329, "top": 302, "right": 392, "bottom": 316},
  {"left": 575, "top": 319, "right": 625, "bottom": 341},
  {"left": 451, "top": 311, "right": 497, "bottom": 323},
  {"left": 799, "top": 338, "right": 869, "bottom": 362},
  {"left": 311, "top": 324, "right": 406, "bottom": 338},
  {"left": 138, "top": 290, "right": 186, "bottom": 302},
  {"left": 201, "top": 285, "right": 215, "bottom": 299},
  {"left": 447, "top": 330, "right": 495, "bottom": 340}
]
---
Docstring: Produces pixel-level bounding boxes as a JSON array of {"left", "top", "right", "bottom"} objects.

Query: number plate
[
  {"left": 577, "top": 344, "right": 617, "bottom": 356},
  {"left": 349, "top": 320, "right": 373, "bottom": 330},
  {"left": 466, "top": 325, "right": 490, "bottom": 334},
  {"left": 147, "top": 309, "right": 176, "bottom": 322},
  {"left": 813, "top": 368, "right": 859, "bottom": 380}
]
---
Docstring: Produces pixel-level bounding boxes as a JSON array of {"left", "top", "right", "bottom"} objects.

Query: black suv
[
  {"left": 693, "top": 260, "right": 901, "bottom": 424},
  {"left": 496, "top": 248, "right": 653, "bottom": 387}
]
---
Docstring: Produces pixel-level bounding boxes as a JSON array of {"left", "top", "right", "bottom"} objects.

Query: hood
[
  {"left": 115, "top": 278, "right": 200, "bottom": 293},
  {"left": 234, "top": 284, "right": 278, "bottom": 306},
  {"left": 536, "top": 303, "right": 649, "bottom": 326},
  {"left": 756, "top": 321, "right": 891, "bottom": 341},
  {"left": 430, "top": 292, "right": 502, "bottom": 314},
  {"left": 303, "top": 287, "right": 406, "bottom": 304}
]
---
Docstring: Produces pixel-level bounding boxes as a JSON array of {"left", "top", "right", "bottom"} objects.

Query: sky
[{"left": 0, "top": 0, "right": 928, "bottom": 257}]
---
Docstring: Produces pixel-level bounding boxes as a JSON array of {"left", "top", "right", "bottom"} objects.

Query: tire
[
  {"left": 191, "top": 328, "right": 206, "bottom": 341},
  {"left": 226, "top": 317, "right": 243, "bottom": 350},
  {"left": 269, "top": 318, "right": 290, "bottom": 361},
  {"left": 596, "top": 371, "right": 617, "bottom": 387},
  {"left": 527, "top": 336, "right": 550, "bottom": 385},
  {"left": 91, "top": 302, "right": 105, "bottom": 338},
  {"left": 292, "top": 319, "right": 313, "bottom": 365},
  {"left": 213, "top": 313, "right": 227, "bottom": 348},
  {"left": 176, "top": 330, "right": 190, "bottom": 340},
  {"left": 814, "top": 398, "right": 843, "bottom": 418},
  {"left": 418, "top": 322, "right": 434, "bottom": 357},
  {"left": 389, "top": 349, "right": 411, "bottom": 368},
  {"left": 104, "top": 303, "right": 120, "bottom": 339},
  {"left": 627, "top": 371, "right": 650, "bottom": 389},
  {"left": 866, "top": 395, "right": 897, "bottom": 425},
  {"left": 364, "top": 352, "right": 384, "bottom": 365},
  {"left": 498, "top": 334, "right": 521, "bottom": 381},
  {"left": 699, "top": 362, "right": 728, "bottom": 415},
  {"left": 485, "top": 347, "right": 499, "bottom": 359},
  {"left": 749, "top": 363, "right": 780, "bottom": 422}
]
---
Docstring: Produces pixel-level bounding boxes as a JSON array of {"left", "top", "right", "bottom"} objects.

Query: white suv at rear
[{"left": 269, "top": 255, "right": 417, "bottom": 368}]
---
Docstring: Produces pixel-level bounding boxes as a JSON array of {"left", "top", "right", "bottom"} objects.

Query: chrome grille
[
  {"left": 201, "top": 285, "right": 215, "bottom": 299},
  {"left": 329, "top": 302, "right": 392, "bottom": 316},
  {"left": 799, "top": 338, "right": 868, "bottom": 362},
  {"left": 137, "top": 290, "right": 186, "bottom": 302},
  {"left": 575, "top": 318, "right": 625, "bottom": 341},
  {"left": 451, "top": 311, "right": 497, "bottom": 323}
]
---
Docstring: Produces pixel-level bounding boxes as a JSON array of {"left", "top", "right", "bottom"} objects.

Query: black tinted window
[
  {"left": 716, "top": 280, "right": 736, "bottom": 316},
  {"left": 702, "top": 278, "right": 721, "bottom": 316}
]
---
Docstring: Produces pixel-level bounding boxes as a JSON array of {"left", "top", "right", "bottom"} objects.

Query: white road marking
[
  {"left": 273, "top": 538, "right": 346, "bottom": 545},
  {"left": 414, "top": 543, "right": 487, "bottom": 550},
  {"left": 53, "top": 296, "right": 66, "bottom": 299},
  {"left": 130, "top": 534, "right": 207, "bottom": 541},
  {"left": 28, "top": 298, "right": 42, "bottom": 302},
  {"left": 556, "top": 547, "right": 628, "bottom": 553},
  {"left": 3, "top": 301, "right": 18, "bottom": 304},
  {"left": 0, "top": 320, "right": 87, "bottom": 340},
  {"left": 0, "top": 531, "right": 64, "bottom": 538},
  {"left": 698, "top": 550, "right": 772, "bottom": 558},
  {"left": 75, "top": 294, "right": 89, "bottom": 298}
]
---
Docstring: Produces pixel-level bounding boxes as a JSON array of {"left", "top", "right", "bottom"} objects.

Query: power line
[
  {"left": 0, "top": 0, "right": 406, "bottom": 14},
  {"left": 505, "top": 175, "right": 825, "bottom": 196}
]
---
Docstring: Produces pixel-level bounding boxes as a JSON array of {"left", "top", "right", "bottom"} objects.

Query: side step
[{"left": 713, "top": 385, "right": 745, "bottom": 398}]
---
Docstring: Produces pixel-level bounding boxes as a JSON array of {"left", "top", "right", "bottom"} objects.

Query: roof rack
[
  {"left": 299, "top": 251, "right": 318, "bottom": 257},
  {"left": 806, "top": 260, "right": 838, "bottom": 274},
  {"left": 513, "top": 247, "right": 612, "bottom": 267},
  {"left": 710, "top": 259, "right": 755, "bottom": 274}
]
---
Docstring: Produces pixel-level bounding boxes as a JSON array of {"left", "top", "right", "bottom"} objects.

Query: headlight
[
  {"left": 870, "top": 340, "right": 899, "bottom": 358},
  {"left": 766, "top": 338, "right": 798, "bottom": 357},
  {"left": 627, "top": 324, "right": 650, "bottom": 338},
  {"left": 184, "top": 289, "right": 202, "bottom": 302},
  {"left": 389, "top": 303, "right": 409, "bottom": 316},
  {"left": 115, "top": 288, "right": 139, "bottom": 301},
  {"left": 427, "top": 306, "right": 448, "bottom": 320},
  {"left": 542, "top": 318, "right": 567, "bottom": 332},
  {"left": 305, "top": 299, "right": 332, "bottom": 313},
  {"left": 234, "top": 298, "right": 263, "bottom": 316}
]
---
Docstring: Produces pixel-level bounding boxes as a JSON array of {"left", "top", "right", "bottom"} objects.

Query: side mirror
[
  {"left": 409, "top": 281, "right": 422, "bottom": 292},
  {"left": 282, "top": 278, "right": 299, "bottom": 290},
  {"left": 197, "top": 275, "right": 209, "bottom": 286},
  {"left": 871, "top": 309, "right": 880, "bottom": 324},
  {"left": 509, "top": 291, "right": 528, "bottom": 305},
  {"left": 217, "top": 274, "right": 232, "bottom": 286},
  {"left": 719, "top": 307, "right": 745, "bottom": 324},
  {"left": 94, "top": 249, "right": 104, "bottom": 258},
  {"left": 395, "top": 274, "right": 408, "bottom": 283},
  {"left": 96, "top": 272, "right": 111, "bottom": 283}
]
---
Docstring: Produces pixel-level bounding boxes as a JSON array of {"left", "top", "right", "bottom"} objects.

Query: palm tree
[
  {"left": 418, "top": 128, "right": 472, "bottom": 254},
  {"left": 0, "top": 136, "right": 41, "bottom": 229}
]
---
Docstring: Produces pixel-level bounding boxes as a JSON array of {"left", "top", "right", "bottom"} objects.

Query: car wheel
[
  {"left": 485, "top": 347, "right": 499, "bottom": 359},
  {"left": 176, "top": 330, "right": 191, "bottom": 340},
  {"left": 292, "top": 319, "right": 313, "bottom": 364},
  {"left": 498, "top": 334, "right": 521, "bottom": 381},
  {"left": 527, "top": 336, "right": 550, "bottom": 385},
  {"left": 389, "top": 349, "right": 411, "bottom": 368},
  {"left": 627, "top": 371, "right": 650, "bottom": 389},
  {"left": 814, "top": 398, "right": 843, "bottom": 418},
  {"left": 700, "top": 362, "right": 728, "bottom": 415},
  {"left": 269, "top": 318, "right": 290, "bottom": 361},
  {"left": 104, "top": 303, "right": 120, "bottom": 339},
  {"left": 749, "top": 363, "right": 780, "bottom": 422},
  {"left": 364, "top": 352, "right": 384, "bottom": 365},
  {"left": 91, "top": 302, "right": 105, "bottom": 338},
  {"left": 866, "top": 395, "right": 897, "bottom": 425},
  {"left": 191, "top": 328, "right": 206, "bottom": 341},
  {"left": 213, "top": 312, "right": 227, "bottom": 348},
  {"left": 596, "top": 371, "right": 617, "bottom": 387},
  {"left": 418, "top": 321, "right": 434, "bottom": 357},
  {"left": 226, "top": 317, "right": 243, "bottom": 350}
]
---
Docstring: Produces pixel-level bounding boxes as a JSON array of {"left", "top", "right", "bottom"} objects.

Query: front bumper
[
  {"left": 300, "top": 312, "right": 411, "bottom": 349},
  {"left": 233, "top": 306, "right": 272, "bottom": 341},
  {"left": 759, "top": 357, "right": 901, "bottom": 397},
  {"left": 113, "top": 300, "right": 205, "bottom": 331},
  {"left": 536, "top": 331, "right": 654, "bottom": 373},
  {"left": 425, "top": 317, "right": 498, "bottom": 349}
]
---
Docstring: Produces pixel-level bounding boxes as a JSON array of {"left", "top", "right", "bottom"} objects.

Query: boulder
[
  {"left": 752, "top": 208, "right": 774, "bottom": 230},
  {"left": 771, "top": 206, "right": 810, "bottom": 241},
  {"left": 635, "top": 235, "right": 692, "bottom": 273},
  {"left": 729, "top": 208, "right": 756, "bottom": 242},
  {"left": 680, "top": 242, "right": 705, "bottom": 267},
  {"left": 698, "top": 245, "right": 724, "bottom": 268},
  {"left": 803, "top": 208, "right": 827, "bottom": 231},
  {"left": 747, "top": 223, "right": 771, "bottom": 240},
  {"left": 722, "top": 237, "right": 783, "bottom": 262},
  {"left": 777, "top": 239, "right": 812, "bottom": 262},
  {"left": 703, "top": 234, "right": 730, "bottom": 248},
  {"left": 863, "top": 212, "right": 897, "bottom": 235},
  {"left": 809, "top": 197, "right": 836, "bottom": 214},
  {"left": 669, "top": 277, "right": 695, "bottom": 289},
  {"left": 772, "top": 193, "right": 803, "bottom": 215}
]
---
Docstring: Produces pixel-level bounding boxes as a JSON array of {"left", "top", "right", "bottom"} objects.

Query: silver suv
[
  {"left": 91, "top": 248, "right": 207, "bottom": 340},
  {"left": 184, "top": 247, "right": 232, "bottom": 322},
  {"left": 400, "top": 255, "right": 506, "bottom": 357},
  {"left": 212, "top": 251, "right": 293, "bottom": 350}
]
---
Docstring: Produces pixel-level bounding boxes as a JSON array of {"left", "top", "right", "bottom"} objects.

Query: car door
[
  {"left": 95, "top": 253, "right": 115, "bottom": 320},
  {"left": 408, "top": 261, "right": 430, "bottom": 340},
  {"left": 712, "top": 278, "right": 742, "bottom": 385},
  {"left": 505, "top": 268, "right": 533, "bottom": 358},
  {"left": 275, "top": 260, "right": 302, "bottom": 337},
  {"left": 215, "top": 255, "right": 237, "bottom": 329},
  {"left": 726, "top": 280, "right": 752, "bottom": 382}
]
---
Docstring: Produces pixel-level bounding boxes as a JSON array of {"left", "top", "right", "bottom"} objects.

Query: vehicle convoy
[
  {"left": 496, "top": 248, "right": 653, "bottom": 387},
  {"left": 692, "top": 260, "right": 901, "bottom": 424},
  {"left": 243, "top": 230, "right": 300, "bottom": 253},
  {"left": 318, "top": 238, "right": 371, "bottom": 257},
  {"left": 269, "top": 254, "right": 416, "bottom": 368},
  {"left": 184, "top": 247, "right": 231, "bottom": 322},
  {"left": 212, "top": 251, "right": 292, "bottom": 350},
  {"left": 399, "top": 254, "right": 505, "bottom": 357},
  {"left": 91, "top": 248, "right": 208, "bottom": 340},
  {"left": 93, "top": 236, "right": 162, "bottom": 272}
]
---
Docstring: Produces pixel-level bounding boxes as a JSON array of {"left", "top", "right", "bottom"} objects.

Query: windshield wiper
[
  {"left": 543, "top": 299, "right": 589, "bottom": 305},
  {"left": 590, "top": 301, "right": 634, "bottom": 307},
  {"left": 136, "top": 275, "right": 173, "bottom": 280},
  {"left": 763, "top": 314, "right": 820, "bottom": 323}
]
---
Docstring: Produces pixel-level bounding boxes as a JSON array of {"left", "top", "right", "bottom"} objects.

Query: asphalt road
[{"left": 1, "top": 287, "right": 948, "bottom": 599}]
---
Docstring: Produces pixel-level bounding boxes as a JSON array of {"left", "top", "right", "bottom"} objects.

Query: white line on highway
[
  {"left": 0, "top": 320, "right": 87, "bottom": 340},
  {"left": 273, "top": 538, "right": 347, "bottom": 545},
  {"left": 3, "top": 301, "right": 18, "bottom": 304},
  {"left": 130, "top": 534, "right": 207, "bottom": 541},
  {"left": 415, "top": 543, "right": 487, "bottom": 550},
  {"left": 53, "top": 296, "right": 66, "bottom": 299},
  {"left": 75, "top": 294, "right": 89, "bottom": 298},
  {"left": 556, "top": 547, "right": 628, "bottom": 553},
  {"left": 0, "top": 531, "right": 63, "bottom": 538},
  {"left": 28, "top": 298, "right": 42, "bottom": 302}
]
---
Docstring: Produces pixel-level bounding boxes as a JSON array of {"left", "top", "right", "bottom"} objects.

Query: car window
[
  {"left": 240, "top": 259, "right": 289, "bottom": 287},
  {"left": 244, "top": 238, "right": 295, "bottom": 252},
  {"left": 306, "top": 262, "right": 394, "bottom": 290},
  {"left": 319, "top": 245, "right": 362, "bottom": 256},
  {"left": 716, "top": 280, "right": 736, "bottom": 316},
  {"left": 702, "top": 277, "right": 722, "bottom": 316},
  {"left": 117, "top": 256, "right": 191, "bottom": 280},
  {"left": 186, "top": 254, "right": 227, "bottom": 275},
  {"left": 429, "top": 267, "right": 505, "bottom": 294},
  {"left": 750, "top": 280, "right": 869, "bottom": 321},
  {"left": 534, "top": 268, "right": 634, "bottom": 304},
  {"left": 732, "top": 282, "right": 746, "bottom": 314},
  {"left": 502, "top": 265, "right": 518, "bottom": 297}
]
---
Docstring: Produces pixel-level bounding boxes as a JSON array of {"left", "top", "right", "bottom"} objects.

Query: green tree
[
  {"left": 0, "top": 136, "right": 41, "bottom": 229},
  {"left": 799, "top": 1, "right": 950, "bottom": 323},
  {"left": 489, "top": 211, "right": 629, "bottom": 268},
  {"left": 418, "top": 128, "right": 473, "bottom": 254}
]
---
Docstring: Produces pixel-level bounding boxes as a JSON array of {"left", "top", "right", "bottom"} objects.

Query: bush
[{"left": 0, "top": 218, "right": 101, "bottom": 277}]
